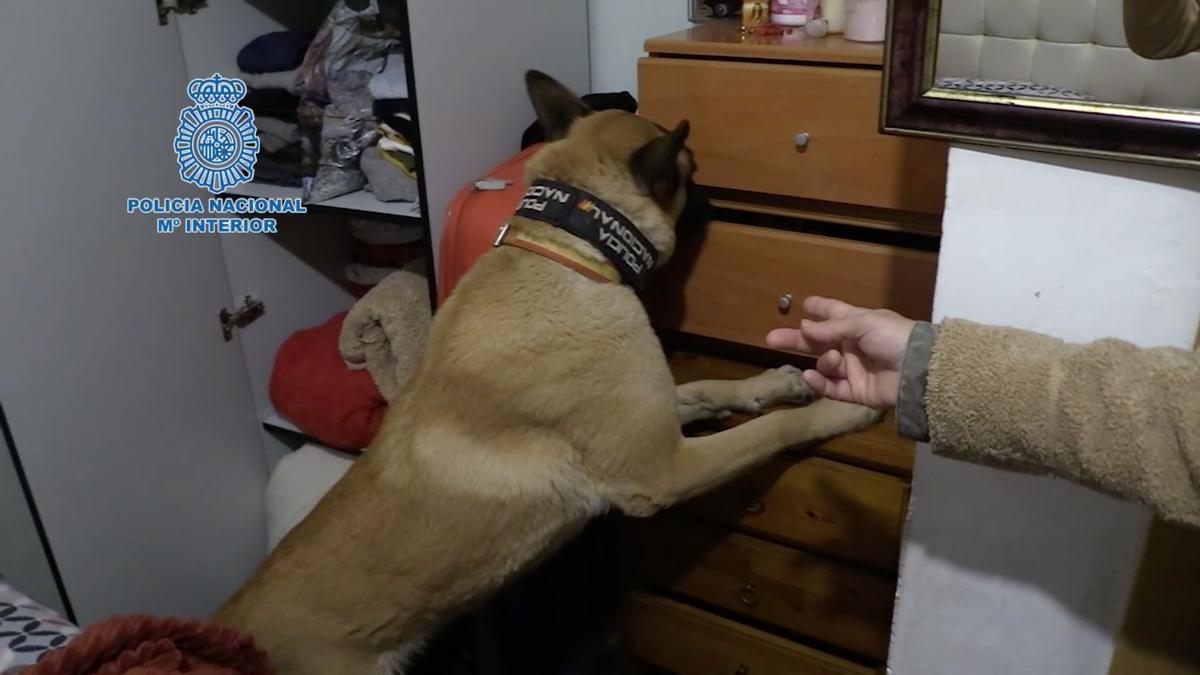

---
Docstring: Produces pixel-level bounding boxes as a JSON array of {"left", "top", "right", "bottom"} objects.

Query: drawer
[
  {"left": 682, "top": 456, "right": 909, "bottom": 571},
  {"left": 648, "top": 221, "right": 938, "bottom": 350},
  {"left": 638, "top": 57, "right": 948, "bottom": 214},
  {"left": 623, "top": 592, "right": 874, "bottom": 675},
  {"left": 626, "top": 514, "right": 895, "bottom": 660}
]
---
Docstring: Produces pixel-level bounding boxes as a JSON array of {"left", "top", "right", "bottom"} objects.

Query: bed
[{"left": 0, "top": 577, "right": 78, "bottom": 674}]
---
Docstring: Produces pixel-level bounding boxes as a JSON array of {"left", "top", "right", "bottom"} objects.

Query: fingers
[
  {"left": 800, "top": 316, "right": 867, "bottom": 346},
  {"left": 816, "top": 349, "right": 847, "bottom": 379},
  {"left": 765, "top": 327, "right": 816, "bottom": 353},
  {"left": 803, "top": 296, "right": 867, "bottom": 320},
  {"left": 802, "top": 369, "right": 858, "bottom": 403}
]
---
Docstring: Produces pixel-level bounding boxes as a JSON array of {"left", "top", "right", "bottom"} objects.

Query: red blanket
[
  {"left": 26, "top": 614, "right": 272, "bottom": 675},
  {"left": 269, "top": 311, "right": 386, "bottom": 451}
]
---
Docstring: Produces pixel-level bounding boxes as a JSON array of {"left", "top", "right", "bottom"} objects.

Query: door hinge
[
  {"left": 220, "top": 295, "right": 265, "bottom": 342},
  {"left": 156, "top": 0, "right": 208, "bottom": 25}
]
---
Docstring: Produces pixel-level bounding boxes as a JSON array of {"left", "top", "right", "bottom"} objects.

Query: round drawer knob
[
  {"left": 739, "top": 582, "right": 760, "bottom": 607},
  {"left": 744, "top": 497, "right": 766, "bottom": 515},
  {"left": 793, "top": 132, "right": 810, "bottom": 149},
  {"left": 777, "top": 293, "right": 793, "bottom": 312},
  {"left": 735, "top": 666, "right": 750, "bottom": 675}
]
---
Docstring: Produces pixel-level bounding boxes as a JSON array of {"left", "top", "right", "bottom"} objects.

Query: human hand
[{"left": 765, "top": 296, "right": 916, "bottom": 409}]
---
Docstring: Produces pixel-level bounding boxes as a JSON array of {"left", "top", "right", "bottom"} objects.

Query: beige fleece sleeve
[
  {"left": 926, "top": 319, "right": 1200, "bottom": 527},
  {"left": 1124, "top": 0, "right": 1200, "bottom": 59}
]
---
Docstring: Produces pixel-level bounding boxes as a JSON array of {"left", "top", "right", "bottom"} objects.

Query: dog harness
[{"left": 494, "top": 179, "right": 660, "bottom": 290}]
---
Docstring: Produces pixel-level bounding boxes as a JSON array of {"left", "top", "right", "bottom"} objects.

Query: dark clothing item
[
  {"left": 372, "top": 97, "right": 414, "bottom": 118},
  {"left": 521, "top": 91, "right": 638, "bottom": 148},
  {"left": 243, "top": 89, "right": 301, "bottom": 123},
  {"left": 237, "top": 30, "right": 316, "bottom": 74},
  {"left": 372, "top": 98, "right": 418, "bottom": 141},
  {"left": 253, "top": 143, "right": 305, "bottom": 188}
]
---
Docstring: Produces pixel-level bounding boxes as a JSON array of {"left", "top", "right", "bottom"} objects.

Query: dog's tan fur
[{"left": 211, "top": 72, "right": 880, "bottom": 675}]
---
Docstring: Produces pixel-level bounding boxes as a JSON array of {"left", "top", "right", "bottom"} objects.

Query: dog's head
[{"left": 524, "top": 70, "right": 712, "bottom": 264}]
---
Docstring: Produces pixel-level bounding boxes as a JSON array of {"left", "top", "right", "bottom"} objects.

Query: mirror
[{"left": 883, "top": 0, "right": 1200, "bottom": 167}]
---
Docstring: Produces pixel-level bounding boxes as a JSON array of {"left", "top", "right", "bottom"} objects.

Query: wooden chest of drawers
[{"left": 618, "top": 23, "right": 946, "bottom": 674}]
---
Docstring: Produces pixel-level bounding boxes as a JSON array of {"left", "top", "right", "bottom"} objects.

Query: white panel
[
  {"left": 589, "top": 0, "right": 691, "bottom": 95},
  {"left": 0, "top": 0, "right": 267, "bottom": 622},
  {"left": 175, "top": 0, "right": 286, "bottom": 80},
  {"left": 407, "top": 0, "right": 591, "bottom": 267},
  {"left": 890, "top": 146, "right": 1200, "bottom": 675}
]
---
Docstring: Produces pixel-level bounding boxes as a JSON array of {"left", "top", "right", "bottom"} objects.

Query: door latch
[
  {"left": 156, "top": 0, "right": 208, "bottom": 25},
  {"left": 220, "top": 295, "right": 265, "bottom": 342}
]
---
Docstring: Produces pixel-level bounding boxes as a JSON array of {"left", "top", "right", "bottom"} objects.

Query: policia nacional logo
[
  {"left": 174, "top": 74, "right": 259, "bottom": 194},
  {"left": 515, "top": 179, "right": 659, "bottom": 289}
]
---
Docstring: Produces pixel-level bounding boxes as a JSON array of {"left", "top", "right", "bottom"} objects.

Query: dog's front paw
[
  {"left": 810, "top": 398, "right": 884, "bottom": 434},
  {"left": 735, "top": 365, "right": 817, "bottom": 414}
]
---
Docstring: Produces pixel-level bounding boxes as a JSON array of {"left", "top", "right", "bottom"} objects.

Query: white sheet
[{"left": 265, "top": 443, "right": 355, "bottom": 550}]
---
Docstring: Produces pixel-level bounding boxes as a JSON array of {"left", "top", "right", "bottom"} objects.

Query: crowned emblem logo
[{"left": 174, "top": 73, "right": 259, "bottom": 194}]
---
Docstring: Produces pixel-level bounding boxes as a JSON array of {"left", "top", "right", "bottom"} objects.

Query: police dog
[{"left": 211, "top": 71, "right": 880, "bottom": 675}]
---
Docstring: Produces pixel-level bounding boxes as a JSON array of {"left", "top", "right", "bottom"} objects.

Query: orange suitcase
[{"left": 437, "top": 144, "right": 542, "bottom": 305}]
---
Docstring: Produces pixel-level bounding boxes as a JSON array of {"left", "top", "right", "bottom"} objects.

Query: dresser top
[{"left": 644, "top": 22, "right": 884, "bottom": 67}]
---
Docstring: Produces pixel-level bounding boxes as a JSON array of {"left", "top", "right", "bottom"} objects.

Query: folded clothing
[
  {"left": 269, "top": 311, "right": 387, "bottom": 451},
  {"left": 351, "top": 222, "right": 424, "bottom": 268},
  {"left": 376, "top": 123, "right": 417, "bottom": 174},
  {"left": 25, "top": 614, "right": 271, "bottom": 675},
  {"left": 378, "top": 136, "right": 413, "bottom": 156},
  {"left": 362, "top": 147, "right": 418, "bottom": 202},
  {"left": 241, "top": 69, "right": 301, "bottom": 95},
  {"left": 255, "top": 116, "right": 298, "bottom": 153},
  {"left": 372, "top": 98, "right": 416, "bottom": 138},
  {"left": 346, "top": 261, "right": 408, "bottom": 289},
  {"left": 237, "top": 30, "right": 315, "bottom": 74},
  {"left": 339, "top": 267, "right": 431, "bottom": 401},
  {"left": 351, "top": 217, "right": 423, "bottom": 245},
  {"left": 368, "top": 51, "right": 409, "bottom": 100},
  {"left": 243, "top": 89, "right": 300, "bottom": 123},
  {"left": 254, "top": 153, "right": 305, "bottom": 188},
  {"left": 252, "top": 142, "right": 304, "bottom": 187}
]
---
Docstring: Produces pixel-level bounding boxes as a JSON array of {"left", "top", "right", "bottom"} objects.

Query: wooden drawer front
[
  {"left": 638, "top": 58, "right": 948, "bottom": 214},
  {"left": 683, "top": 457, "right": 909, "bottom": 571},
  {"left": 650, "top": 221, "right": 937, "bottom": 350},
  {"left": 627, "top": 515, "right": 894, "bottom": 660},
  {"left": 623, "top": 592, "right": 873, "bottom": 675}
]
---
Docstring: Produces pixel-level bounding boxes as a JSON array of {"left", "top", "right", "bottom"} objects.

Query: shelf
[
  {"left": 262, "top": 413, "right": 362, "bottom": 457},
  {"left": 645, "top": 22, "right": 884, "bottom": 67},
  {"left": 228, "top": 182, "right": 423, "bottom": 221},
  {"left": 262, "top": 412, "right": 304, "bottom": 435}
]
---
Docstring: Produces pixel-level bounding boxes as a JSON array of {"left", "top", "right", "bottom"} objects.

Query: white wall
[
  {"left": 0, "top": 435, "right": 64, "bottom": 614},
  {"left": 588, "top": 0, "right": 691, "bottom": 95},
  {"left": 411, "top": 0, "right": 591, "bottom": 272},
  {"left": 890, "top": 146, "right": 1200, "bottom": 675}
]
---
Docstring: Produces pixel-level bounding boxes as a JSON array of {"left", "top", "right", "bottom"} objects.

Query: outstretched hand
[{"left": 766, "top": 296, "right": 916, "bottom": 409}]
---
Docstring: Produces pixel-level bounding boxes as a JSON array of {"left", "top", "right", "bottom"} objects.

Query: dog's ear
[
  {"left": 630, "top": 120, "right": 690, "bottom": 206},
  {"left": 526, "top": 70, "right": 591, "bottom": 141}
]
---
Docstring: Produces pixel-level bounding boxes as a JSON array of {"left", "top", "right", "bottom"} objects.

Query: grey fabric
[
  {"left": 897, "top": 321, "right": 938, "bottom": 442},
  {"left": 361, "top": 147, "right": 418, "bottom": 202}
]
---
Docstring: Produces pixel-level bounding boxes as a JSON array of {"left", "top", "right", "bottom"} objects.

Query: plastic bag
[{"left": 302, "top": 0, "right": 401, "bottom": 204}]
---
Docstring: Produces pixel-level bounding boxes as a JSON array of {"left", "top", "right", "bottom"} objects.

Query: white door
[{"left": 0, "top": 0, "right": 267, "bottom": 623}]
